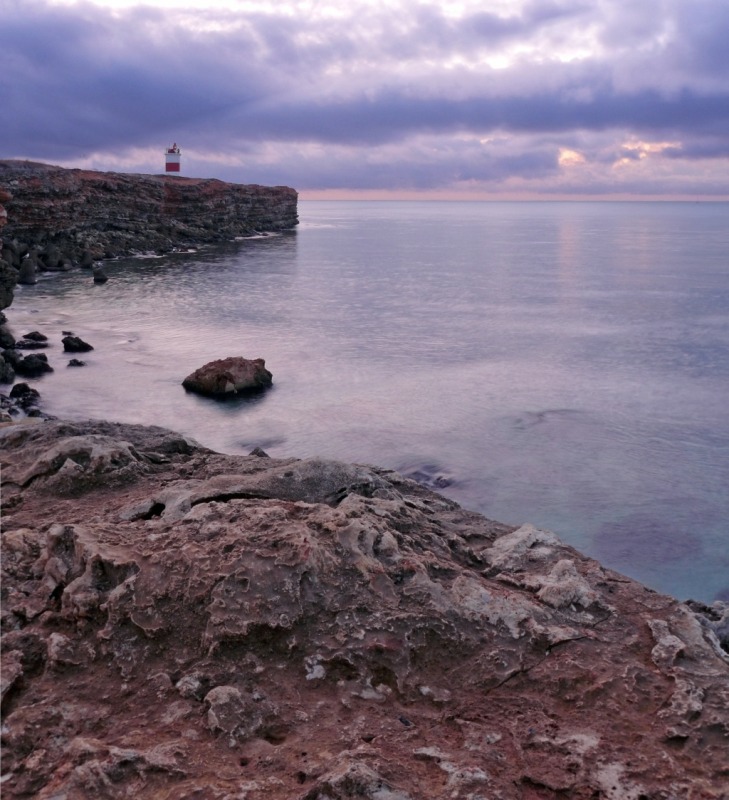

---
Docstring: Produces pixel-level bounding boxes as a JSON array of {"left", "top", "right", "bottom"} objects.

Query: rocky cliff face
[
  {"left": 0, "top": 160, "right": 298, "bottom": 261},
  {"left": 2, "top": 419, "right": 727, "bottom": 799}
]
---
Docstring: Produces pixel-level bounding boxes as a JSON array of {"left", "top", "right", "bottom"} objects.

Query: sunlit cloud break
[{"left": 2, "top": 0, "right": 729, "bottom": 198}]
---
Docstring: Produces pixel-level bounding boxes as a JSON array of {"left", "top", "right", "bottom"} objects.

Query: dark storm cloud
[{"left": 1, "top": 0, "right": 728, "bottom": 195}]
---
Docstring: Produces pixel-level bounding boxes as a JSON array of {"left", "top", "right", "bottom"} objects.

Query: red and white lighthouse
[{"left": 165, "top": 143, "right": 181, "bottom": 173}]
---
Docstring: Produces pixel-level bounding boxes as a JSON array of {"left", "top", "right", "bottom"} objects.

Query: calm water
[{"left": 7, "top": 201, "right": 729, "bottom": 602}]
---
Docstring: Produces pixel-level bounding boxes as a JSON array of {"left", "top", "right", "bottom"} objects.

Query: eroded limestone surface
[{"left": 1, "top": 419, "right": 728, "bottom": 799}]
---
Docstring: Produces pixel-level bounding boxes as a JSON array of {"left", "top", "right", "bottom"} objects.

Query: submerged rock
[
  {"left": 182, "top": 355, "right": 273, "bottom": 397},
  {"left": 0, "top": 419, "right": 727, "bottom": 799}
]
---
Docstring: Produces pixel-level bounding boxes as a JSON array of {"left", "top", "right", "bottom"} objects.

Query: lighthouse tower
[{"left": 165, "top": 143, "right": 181, "bottom": 173}]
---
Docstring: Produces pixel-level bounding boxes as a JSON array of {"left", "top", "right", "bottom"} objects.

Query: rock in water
[
  {"left": 17, "top": 256, "right": 38, "bottom": 286},
  {"left": 182, "top": 356, "right": 273, "bottom": 397},
  {"left": 0, "top": 418, "right": 727, "bottom": 799},
  {"left": 13, "top": 352, "right": 53, "bottom": 377},
  {"left": 8, "top": 382, "right": 41, "bottom": 410},
  {"left": 62, "top": 334, "right": 94, "bottom": 353}
]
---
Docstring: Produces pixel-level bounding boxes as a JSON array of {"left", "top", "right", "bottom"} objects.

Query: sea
[{"left": 7, "top": 200, "right": 729, "bottom": 604}]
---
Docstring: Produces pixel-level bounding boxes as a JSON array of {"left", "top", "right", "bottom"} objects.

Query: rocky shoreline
[
  {"left": 1, "top": 418, "right": 728, "bottom": 799},
  {"left": 2, "top": 166, "right": 729, "bottom": 798},
  {"left": 0, "top": 160, "right": 298, "bottom": 264},
  {"left": 0, "top": 161, "right": 298, "bottom": 418}
]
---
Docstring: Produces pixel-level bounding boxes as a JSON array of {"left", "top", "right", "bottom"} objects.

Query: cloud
[{"left": 1, "top": 0, "right": 728, "bottom": 197}]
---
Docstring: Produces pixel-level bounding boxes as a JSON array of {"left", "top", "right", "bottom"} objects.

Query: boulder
[
  {"left": 62, "top": 335, "right": 94, "bottom": 353},
  {"left": 13, "top": 352, "right": 53, "bottom": 378},
  {"left": 9, "top": 382, "right": 41, "bottom": 410},
  {"left": 92, "top": 266, "right": 109, "bottom": 284},
  {"left": 0, "top": 325, "right": 15, "bottom": 350},
  {"left": 182, "top": 356, "right": 273, "bottom": 398},
  {"left": 0, "top": 353, "right": 14, "bottom": 383},
  {"left": 22, "top": 331, "right": 47, "bottom": 343},
  {"left": 40, "top": 243, "right": 62, "bottom": 270},
  {"left": 16, "top": 331, "right": 48, "bottom": 350},
  {"left": 17, "top": 255, "right": 38, "bottom": 286}
]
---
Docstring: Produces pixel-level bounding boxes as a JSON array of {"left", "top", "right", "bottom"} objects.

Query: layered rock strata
[
  {"left": 1, "top": 419, "right": 727, "bottom": 799},
  {"left": 0, "top": 160, "right": 298, "bottom": 263}
]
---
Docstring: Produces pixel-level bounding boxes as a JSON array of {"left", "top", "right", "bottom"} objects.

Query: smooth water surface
[{"left": 8, "top": 201, "right": 729, "bottom": 602}]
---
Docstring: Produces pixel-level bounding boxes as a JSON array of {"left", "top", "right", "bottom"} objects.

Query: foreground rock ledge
[{"left": 1, "top": 420, "right": 727, "bottom": 800}]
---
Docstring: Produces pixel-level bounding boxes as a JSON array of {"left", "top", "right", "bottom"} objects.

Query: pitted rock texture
[
  {"left": 0, "top": 160, "right": 298, "bottom": 260},
  {"left": 1, "top": 419, "right": 728, "bottom": 800}
]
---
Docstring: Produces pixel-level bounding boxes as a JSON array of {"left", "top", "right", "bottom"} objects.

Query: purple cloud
[{"left": 1, "top": 0, "right": 728, "bottom": 196}]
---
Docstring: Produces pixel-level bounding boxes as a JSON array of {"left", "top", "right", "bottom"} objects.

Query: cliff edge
[
  {"left": 0, "top": 160, "right": 298, "bottom": 261},
  {"left": 1, "top": 419, "right": 727, "bottom": 799}
]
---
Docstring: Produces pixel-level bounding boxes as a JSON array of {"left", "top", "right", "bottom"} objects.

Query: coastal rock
[
  {"left": 182, "top": 356, "right": 273, "bottom": 397},
  {"left": 0, "top": 325, "right": 15, "bottom": 349},
  {"left": 62, "top": 335, "right": 94, "bottom": 353},
  {"left": 15, "top": 331, "right": 48, "bottom": 350},
  {"left": 0, "top": 160, "right": 298, "bottom": 260},
  {"left": 13, "top": 351, "right": 53, "bottom": 378},
  {"left": 1, "top": 419, "right": 727, "bottom": 799},
  {"left": 92, "top": 266, "right": 109, "bottom": 284},
  {"left": 8, "top": 383, "right": 41, "bottom": 410},
  {"left": 0, "top": 256, "right": 17, "bottom": 310},
  {"left": 0, "top": 186, "right": 10, "bottom": 230},
  {"left": 0, "top": 353, "right": 15, "bottom": 383},
  {"left": 17, "top": 255, "right": 38, "bottom": 286},
  {"left": 40, "top": 243, "right": 62, "bottom": 270}
]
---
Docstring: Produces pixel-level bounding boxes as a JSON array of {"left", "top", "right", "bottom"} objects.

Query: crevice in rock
[
  {"left": 141, "top": 502, "right": 166, "bottom": 519},
  {"left": 190, "top": 491, "right": 271, "bottom": 508}
]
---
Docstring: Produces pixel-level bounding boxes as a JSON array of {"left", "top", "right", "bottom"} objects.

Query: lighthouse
[{"left": 165, "top": 143, "right": 181, "bottom": 173}]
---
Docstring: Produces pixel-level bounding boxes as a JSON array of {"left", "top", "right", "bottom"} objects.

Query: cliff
[
  {"left": 0, "top": 160, "right": 298, "bottom": 261},
  {"left": 1, "top": 418, "right": 727, "bottom": 799}
]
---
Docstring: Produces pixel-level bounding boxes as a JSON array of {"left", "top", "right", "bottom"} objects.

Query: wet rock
[
  {"left": 21, "top": 331, "right": 47, "bottom": 343},
  {"left": 15, "top": 331, "right": 48, "bottom": 349},
  {"left": 0, "top": 256, "right": 17, "bottom": 310},
  {"left": 62, "top": 334, "right": 94, "bottom": 353},
  {"left": 92, "top": 266, "right": 109, "bottom": 284},
  {"left": 17, "top": 254, "right": 38, "bottom": 285},
  {"left": 13, "top": 352, "right": 53, "bottom": 378},
  {"left": 40, "top": 243, "right": 62, "bottom": 270},
  {"left": 0, "top": 325, "right": 16, "bottom": 349},
  {"left": 182, "top": 356, "right": 273, "bottom": 398},
  {"left": 0, "top": 352, "right": 15, "bottom": 383},
  {"left": 67, "top": 358, "right": 86, "bottom": 367},
  {"left": 9, "top": 382, "right": 41, "bottom": 410}
]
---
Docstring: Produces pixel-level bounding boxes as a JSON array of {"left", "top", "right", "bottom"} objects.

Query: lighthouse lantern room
[{"left": 165, "top": 143, "right": 181, "bottom": 173}]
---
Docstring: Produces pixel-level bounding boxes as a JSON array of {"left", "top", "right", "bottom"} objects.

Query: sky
[{"left": 2, "top": 0, "right": 729, "bottom": 199}]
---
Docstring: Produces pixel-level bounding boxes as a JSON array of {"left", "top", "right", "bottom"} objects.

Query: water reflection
[{"left": 7, "top": 201, "right": 729, "bottom": 603}]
